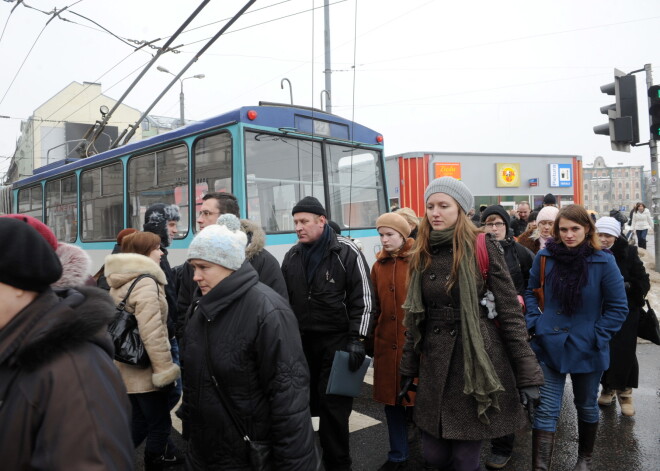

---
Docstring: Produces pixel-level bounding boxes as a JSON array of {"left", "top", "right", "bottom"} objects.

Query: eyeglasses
[
  {"left": 484, "top": 222, "right": 505, "bottom": 228},
  {"left": 198, "top": 210, "right": 220, "bottom": 218}
]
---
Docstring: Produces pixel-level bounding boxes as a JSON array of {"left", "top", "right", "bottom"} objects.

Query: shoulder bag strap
[
  {"left": 117, "top": 274, "right": 158, "bottom": 311},
  {"left": 539, "top": 255, "right": 546, "bottom": 288},
  {"left": 203, "top": 320, "right": 252, "bottom": 443}
]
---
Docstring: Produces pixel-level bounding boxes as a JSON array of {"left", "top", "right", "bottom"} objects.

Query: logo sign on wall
[
  {"left": 496, "top": 163, "right": 520, "bottom": 187},
  {"left": 434, "top": 162, "right": 461, "bottom": 180},
  {"left": 549, "top": 163, "right": 572, "bottom": 187}
]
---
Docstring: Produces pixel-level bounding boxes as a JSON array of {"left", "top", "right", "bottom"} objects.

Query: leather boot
[
  {"left": 532, "top": 429, "right": 555, "bottom": 471},
  {"left": 597, "top": 388, "right": 615, "bottom": 406},
  {"left": 616, "top": 388, "right": 635, "bottom": 416},
  {"left": 144, "top": 451, "right": 165, "bottom": 471},
  {"left": 573, "top": 420, "right": 598, "bottom": 471}
]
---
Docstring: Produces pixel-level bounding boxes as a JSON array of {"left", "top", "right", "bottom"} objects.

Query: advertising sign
[
  {"left": 496, "top": 163, "right": 520, "bottom": 187},
  {"left": 434, "top": 162, "right": 461, "bottom": 179},
  {"left": 528, "top": 178, "right": 539, "bottom": 187},
  {"left": 549, "top": 163, "right": 573, "bottom": 187}
]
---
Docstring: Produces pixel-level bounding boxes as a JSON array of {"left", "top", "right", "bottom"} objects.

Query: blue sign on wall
[{"left": 549, "top": 163, "right": 572, "bottom": 187}]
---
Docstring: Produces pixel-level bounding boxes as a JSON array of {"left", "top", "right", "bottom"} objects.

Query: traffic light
[
  {"left": 593, "top": 69, "right": 639, "bottom": 152},
  {"left": 649, "top": 84, "right": 660, "bottom": 140}
]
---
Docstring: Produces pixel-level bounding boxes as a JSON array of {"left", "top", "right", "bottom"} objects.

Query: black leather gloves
[
  {"left": 345, "top": 337, "right": 366, "bottom": 372},
  {"left": 519, "top": 385, "right": 541, "bottom": 423},
  {"left": 396, "top": 376, "right": 416, "bottom": 405}
]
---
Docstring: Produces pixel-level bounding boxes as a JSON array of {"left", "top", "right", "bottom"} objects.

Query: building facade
[
  {"left": 582, "top": 156, "right": 645, "bottom": 215},
  {"left": 385, "top": 151, "right": 582, "bottom": 215},
  {"left": 5, "top": 82, "right": 142, "bottom": 183}
]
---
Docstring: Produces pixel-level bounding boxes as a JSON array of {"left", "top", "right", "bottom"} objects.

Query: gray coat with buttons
[{"left": 400, "top": 235, "right": 543, "bottom": 440}]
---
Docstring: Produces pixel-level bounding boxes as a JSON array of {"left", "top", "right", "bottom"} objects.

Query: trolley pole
[
  {"left": 323, "top": 0, "right": 332, "bottom": 113},
  {"left": 644, "top": 64, "right": 660, "bottom": 272}
]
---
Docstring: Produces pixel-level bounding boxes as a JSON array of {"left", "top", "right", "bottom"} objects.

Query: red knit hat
[{"left": 0, "top": 214, "right": 58, "bottom": 250}]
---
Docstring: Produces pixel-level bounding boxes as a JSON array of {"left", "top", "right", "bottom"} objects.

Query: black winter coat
[
  {"left": 510, "top": 218, "right": 529, "bottom": 237},
  {"left": 0, "top": 287, "right": 134, "bottom": 470},
  {"left": 180, "top": 261, "right": 317, "bottom": 470},
  {"left": 281, "top": 234, "right": 376, "bottom": 337},
  {"left": 601, "top": 236, "right": 651, "bottom": 390},
  {"left": 499, "top": 237, "right": 534, "bottom": 296}
]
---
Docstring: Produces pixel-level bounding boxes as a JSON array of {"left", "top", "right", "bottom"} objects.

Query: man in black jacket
[
  {"left": 281, "top": 196, "right": 376, "bottom": 471},
  {"left": 511, "top": 201, "right": 531, "bottom": 237}
]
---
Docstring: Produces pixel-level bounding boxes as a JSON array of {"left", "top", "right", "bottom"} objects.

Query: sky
[{"left": 0, "top": 0, "right": 659, "bottom": 180}]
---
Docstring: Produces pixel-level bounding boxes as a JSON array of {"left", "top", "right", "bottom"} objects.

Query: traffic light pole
[{"left": 643, "top": 64, "right": 659, "bottom": 272}]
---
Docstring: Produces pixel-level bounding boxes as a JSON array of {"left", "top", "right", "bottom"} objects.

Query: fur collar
[
  {"left": 1, "top": 287, "right": 116, "bottom": 371},
  {"left": 51, "top": 243, "right": 92, "bottom": 289},
  {"left": 103, "top": 253, "right": 167, "bottom": 285},
  {"left": 241, "top": 218, "right": 266, "bottom": 261}
]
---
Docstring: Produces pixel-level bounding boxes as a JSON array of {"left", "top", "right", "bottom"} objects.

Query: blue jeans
[
  {"left": 636, "top": 229, "right": 648, "bottom": 249},
  {"left": 534, "top": 362, "right": 602, "bottom": 432},
  {"left": 384, "top": 405, "right": 409, "bottom": 462}
]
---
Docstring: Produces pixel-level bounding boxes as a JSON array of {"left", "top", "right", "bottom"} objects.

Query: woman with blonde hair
[
  {"left": 525, "top": 205, "right": 627, "bottom": 470},
  {"left": 398, "top": 177, "right": 543, "bottom": 471},
  {"left": 395, "top": 207, "right": 420, "bottom": 239},
  {"left": 105, "top": 231, "right": 180, "bottom": 471}
]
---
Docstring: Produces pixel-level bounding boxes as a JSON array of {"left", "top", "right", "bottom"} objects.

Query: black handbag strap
[
  {"left": 117, "top": 274, "right": 158, "bottom": 311},
  {"left": 203, "top": 320, "right": 252, "bottom": 443}
]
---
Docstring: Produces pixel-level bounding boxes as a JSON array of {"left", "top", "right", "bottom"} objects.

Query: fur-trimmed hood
[
  {"left": 104, "top": 253, "right": 167, "bottom": 288},
  {"left": 241, "top": 218, "right": 266, "bottom": 261},
  {"left": 51, "top": 243, "right": 92, "bottom": 289},
  {"left": 0, "top": 287, "right": 116, "bottom": 371}
]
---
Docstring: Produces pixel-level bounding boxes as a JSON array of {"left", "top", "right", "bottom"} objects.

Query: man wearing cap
[
  {"left": 0, "top": 218, "right": 133, "bottom": 469},
  {"left": 281, "top": 196, "right": 376, "bottom": 471},
  {"left": 181, "top": 214, "right": 318, "bottom": 469}
]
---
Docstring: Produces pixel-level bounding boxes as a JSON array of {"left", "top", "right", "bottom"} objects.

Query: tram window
[
  {"left": 80, "top": 162, "right": 124, "bottom": 241},
  {"left": 128, "top": 145, "right": 189, "bottom": 238},
  {"left": 326, "top": 145, "right": 385, "bottom": 229},
  {"left": 45, "top": 175, "right": 77, "bottom": 242},
  {"left": 193, "top": 132, "right": 232, "bottom": 231},
  {"left": 245, "top": 131, "right": 324, "bottom": 233},
  {"left": 18, "top": 185, "right": 43, "bottom": 221}
]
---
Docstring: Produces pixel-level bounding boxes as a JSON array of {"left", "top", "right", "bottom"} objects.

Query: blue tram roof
[{"left": 14, "top": 103, "right": 383, "bottom": 189}]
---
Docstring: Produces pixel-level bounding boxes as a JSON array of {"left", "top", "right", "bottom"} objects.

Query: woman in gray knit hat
[{"left": 398, "top": 177, "right": 544, "bottom": 471}]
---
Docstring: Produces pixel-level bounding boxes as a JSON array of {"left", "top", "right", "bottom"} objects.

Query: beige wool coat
[{"left": 105, "top": 253, "right": 180, "bottom": 393}]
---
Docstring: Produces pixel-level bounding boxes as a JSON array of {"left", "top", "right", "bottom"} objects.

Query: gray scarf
[{"left": 402, "top": 228, "right": 504, "bottom": 424}]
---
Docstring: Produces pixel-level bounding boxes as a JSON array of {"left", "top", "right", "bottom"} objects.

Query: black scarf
[
  {"left": 300, "top": 224, "right": 333, "bottom": 282},
  {"left": 545, "top": 238, "right": 594, "bottom": 315}
]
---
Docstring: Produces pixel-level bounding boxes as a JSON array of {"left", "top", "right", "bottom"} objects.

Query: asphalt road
[{"left": 142, "top": 342, "right": 660, "bottom": 470}]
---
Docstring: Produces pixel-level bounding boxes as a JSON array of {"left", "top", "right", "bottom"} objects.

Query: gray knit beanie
[
  {"left": 187, "top": 214, "right": 247, "bottom": 271},
  {"left": 424, "top": 177, "right": 474, "bottom": 214}
]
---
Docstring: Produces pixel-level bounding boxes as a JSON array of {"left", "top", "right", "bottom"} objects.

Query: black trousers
[{"left": 302, "top": 331, "right": 353, "bottom": 471}]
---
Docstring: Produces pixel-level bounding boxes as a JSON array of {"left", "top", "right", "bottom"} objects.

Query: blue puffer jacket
[{"left": 524, "top": 248, "right": 627, "bottom": 374}]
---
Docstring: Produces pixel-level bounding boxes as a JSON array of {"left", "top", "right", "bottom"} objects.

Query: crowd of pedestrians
[{"left": 0, "top": 184, "right": 653, "bottom": 470}]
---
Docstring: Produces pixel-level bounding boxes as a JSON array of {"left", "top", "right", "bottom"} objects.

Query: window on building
[
  {"left": 45, "top": 174, "right": 77, "bottom": 242},
  {"left": 636, "top": 193, "right": 640, "bottom": 199},
  {"left": 584, "top": 195, "right": 589, "bottom": 201},
  {"left": 128, "top": 144, "right": 189, "bottom": 239},
  {"left": 192, "top": 132, "right": 232, "bottom": 231},
  {"left": 18, "top": 185, "right": 43, "bottom": 221},
  {"left": 80, "top": 162, "right": 123, "bottom": 241}
]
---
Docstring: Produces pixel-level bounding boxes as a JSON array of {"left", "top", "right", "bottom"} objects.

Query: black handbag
[
  {"left": 638, "top": 300, "right": 660, "bottom": 345},
  {"left": 108, "top": 274, "right": 157, "bottom": 368},
  {"left": 203, "top": 323, "right": 273, "bottom": 470}
]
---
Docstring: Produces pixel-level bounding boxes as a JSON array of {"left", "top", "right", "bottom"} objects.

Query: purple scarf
[{"left": 544, "top": 238, "right": 594, "bottom": 315}]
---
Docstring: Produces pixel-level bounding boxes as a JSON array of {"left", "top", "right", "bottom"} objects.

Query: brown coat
[
  {"left": 371, "top": 237, "right": 415, "bottom": 406},
  {"left": 517, "top": 228, "right": 541, "bottom": 254},
  {"left": 0, "top": 287, "right": 134, "bottom": 470},
  {"left": 400, "top": 235, "right": 543, "bottom": 441},
  {"left": 105, "top": 253, "right": 180, "bottom": 393}
]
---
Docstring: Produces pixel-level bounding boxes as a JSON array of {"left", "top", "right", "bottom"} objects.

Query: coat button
[
  {"left": 389, "top": 286, "right": 395, "bottom": 292},
  {"left": 448, "top": 303, "right": 453, "bottom": 308},
  {"left": 390, "top": 315, "right": 396, "bottom": 321},
  {"left": 433, "top": 326, "right": 440, "bottom": 334},
  {"left": 430, "top": 301, "right": 437, "bottom": 308},
  {"left": 553, "top": 326, "right": 560, "bottom": 332},
  {"left": 392, "top": 344, "right": 397, "bottom": 350},
  {"left": 450, "top": 329, "right": 457, "bottom": 337},
  {"left": 430, "top": 273, "right": 436, "bottom": 280}
]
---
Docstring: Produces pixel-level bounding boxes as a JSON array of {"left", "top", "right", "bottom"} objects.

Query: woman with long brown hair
[
  {"left": 525, "top": 205, "right": 627, "bottom": 470},
  {"left": 105, "top": 231, "right": 180, "bottom": 471},
  {"left": 398, "top": 177, "right": 543, "bottom": 471}
]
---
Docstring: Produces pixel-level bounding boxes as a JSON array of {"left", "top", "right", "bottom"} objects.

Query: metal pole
[
  {"left": 179, "top": 80, "right": 185, "bottom": 126},
  {"left": 644, "top": 64, "right": 660, "bottom": 272},
  {"left": 323, "top": 0, "right": 332, "bottom": 113}
]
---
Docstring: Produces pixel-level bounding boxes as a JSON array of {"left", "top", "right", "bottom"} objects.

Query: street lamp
[{"left": 157, "top": 66, "right": 205, "bottom": 127}]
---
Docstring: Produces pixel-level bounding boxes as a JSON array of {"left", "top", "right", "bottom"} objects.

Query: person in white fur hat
[
  {"left": 595, "top": 217, "right": 650, "bottom": 417},
  {"left": 180, "top": 214, "right": 319, "bottom": 470}
]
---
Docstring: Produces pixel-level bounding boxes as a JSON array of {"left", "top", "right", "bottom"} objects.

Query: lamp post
[{"left": 157, "top": 66, "right": 205, "bottom": 127}]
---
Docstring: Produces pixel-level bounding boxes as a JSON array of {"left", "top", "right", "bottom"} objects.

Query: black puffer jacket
[
  {"left": 0, "top": 287, "right": 133, "bottom": 470},
  {"left": 281, "top": 233, "right": 376, "bottom": 337},
  {"left": 498, "top": 236, "right": 535, "bottom": 296},
  {"left": 180, "top": 261, "right": 317, "bottom": 470}
]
